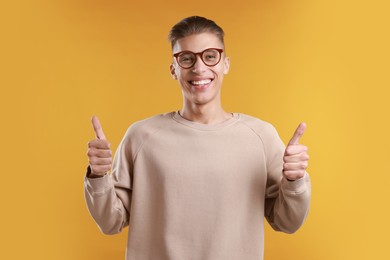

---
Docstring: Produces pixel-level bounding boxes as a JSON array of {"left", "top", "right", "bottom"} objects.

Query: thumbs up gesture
[
  {"left": 283, "top": 122, "right": 309, "bottom": 181},
  {"left": 86, "top": 116, "right": 112, "bottom": 177}
]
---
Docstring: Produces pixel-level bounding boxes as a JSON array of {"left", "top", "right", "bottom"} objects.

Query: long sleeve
[
  {"left": 263, "top": 125, "right": 311, "bottom": 234},
  {"left": 84, "top": 129, "right": 133, "bottom": 235},
  {"left": 83, "top": 112, "right": 312, "bottom": 259}
]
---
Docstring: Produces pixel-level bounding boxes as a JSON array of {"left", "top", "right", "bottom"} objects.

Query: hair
[{"left": 168, "top": 16, "right": 225, "bottom": 50}]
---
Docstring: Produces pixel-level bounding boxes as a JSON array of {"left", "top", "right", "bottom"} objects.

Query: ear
[
  {"left": 223, "top": 56, "right": 230, "bottom": 75},
  {"left": 170, "top": 63, "right": 177, "bottom": 80}
]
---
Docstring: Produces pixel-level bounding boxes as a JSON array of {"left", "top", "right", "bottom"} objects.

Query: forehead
[{"left": 173, "top": 32, "right": 224, "bottom": 53}]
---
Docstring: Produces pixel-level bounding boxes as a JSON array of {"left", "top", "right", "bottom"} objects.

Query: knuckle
[
  {"left": 87, "top": 150, "right": 93, "bottom": 157},
  {"left": 95, "top": 165, "right": 105, "bottom": 172},
  {"left": 96, "top": 149, "right": 109, "bottom": 158},
  {"left": 88, "top": 140, "right": 99, "bottom": 147},
  {"left": 283, "top": 171, "right": 293, "bottom": 178},
  {"left": 91, "top": 165, "right": 98, "bottom": 173}
]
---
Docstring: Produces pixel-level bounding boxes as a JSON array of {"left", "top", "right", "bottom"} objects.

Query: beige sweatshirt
[{"left": 84, "top": 111, "right": 311, "bottom": 260}]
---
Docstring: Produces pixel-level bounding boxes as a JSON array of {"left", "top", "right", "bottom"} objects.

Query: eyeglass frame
[{"left": 173, "top": 48, "right": 224, "bottom": 69}]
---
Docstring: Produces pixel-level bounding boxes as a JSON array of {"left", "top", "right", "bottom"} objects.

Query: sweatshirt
[{"left": 84, "top": 111, "right": 311, "bottom": 260}]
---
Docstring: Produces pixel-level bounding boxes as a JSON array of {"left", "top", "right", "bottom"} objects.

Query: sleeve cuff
[
  {"left": 281, "top": 172, "right": 310, "bottom": 194},
  {"left": 84, "top": 166, "right": 114, "bottom": 196}
]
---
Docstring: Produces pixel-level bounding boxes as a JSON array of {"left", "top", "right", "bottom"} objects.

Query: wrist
[
  {"left": 86, "top": 165, "right": 107, "bottom": 178},
  {"left": 88, "top": 173, "right": 106, "bottom": 178}
]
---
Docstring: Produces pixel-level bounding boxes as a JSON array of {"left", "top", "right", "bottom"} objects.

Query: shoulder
[
  {"left": 117, "top": 112, "right": 175, "bottom": 156},
  {"left": 124, "top": 111, "right": 175, "bottom": 140},
  {"left": 238, "top": 113, "right": 279, "bottom": 139},
  {"left": 115, "top": 112, "right": 176, "bottom": 158},
  {"left": 238, "top": 113, "right": 285, "bottom": 160},
  {"left": 112, "top": 113, "right": 175, "bottom": 162}
]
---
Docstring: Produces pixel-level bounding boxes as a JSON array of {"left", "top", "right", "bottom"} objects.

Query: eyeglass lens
[{"left": 178, "top": 49, "right": 221, "bottom": 68}]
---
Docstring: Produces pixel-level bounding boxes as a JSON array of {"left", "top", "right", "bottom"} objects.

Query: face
[{"left": 170, "top": 32, "right": 230, "bottom": 106}]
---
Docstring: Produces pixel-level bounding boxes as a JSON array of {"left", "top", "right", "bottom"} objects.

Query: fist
[
  {"left": 86, "top": 116, "right": 112, "bottom": 177},
  {"left": 283, "top": 122, "right": 309, "bottom": 181}
]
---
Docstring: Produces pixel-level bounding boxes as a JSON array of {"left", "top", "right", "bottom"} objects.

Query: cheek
[
  {"left": 175, "top": 68, "right": 186, "bottom": 80},
  {"left": 213, "top": 68, "right": 226, "bottom": 79},
  {"left": 178, "top": 76, "right": 190, "bottom": 89},
  {"left": 177, "top": 71, "right": 185, "bottom": 81}
]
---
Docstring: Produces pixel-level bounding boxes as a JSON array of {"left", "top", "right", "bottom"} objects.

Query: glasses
[{"left": 173, "top": 48, "right": 224, "bottom": 69}]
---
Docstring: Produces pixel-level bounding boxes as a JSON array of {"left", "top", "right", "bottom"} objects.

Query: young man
[{"left": 85, "top": 16, "right": 311, "bottom": 260}]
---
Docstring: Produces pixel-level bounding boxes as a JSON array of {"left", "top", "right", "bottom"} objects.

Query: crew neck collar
[{"left": 172, "top": 110, "right": 240, "bottom": 131}]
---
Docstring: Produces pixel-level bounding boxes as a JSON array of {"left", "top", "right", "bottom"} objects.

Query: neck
[{"left": 180, "top": 101, "right": 232, "bottom": 124}]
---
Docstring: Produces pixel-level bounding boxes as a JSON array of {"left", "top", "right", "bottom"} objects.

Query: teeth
[{"left": 191, "top": 79, "right": 211, "bottom": 85}]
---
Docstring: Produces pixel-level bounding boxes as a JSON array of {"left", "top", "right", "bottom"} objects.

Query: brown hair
[{"left": 168, "top": 16, "right": 225, "bottom": 50}]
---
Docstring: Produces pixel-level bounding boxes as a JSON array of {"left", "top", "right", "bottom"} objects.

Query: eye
[
  {"left": 178, "top": 53, "right": 195, "bottom": 64},
  {"left": 203, "top": 50, "right": 219, "bottom": 61}
]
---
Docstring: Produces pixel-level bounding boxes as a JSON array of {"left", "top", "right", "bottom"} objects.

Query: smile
[
  {"left": 188, "top": 79, "right": 213, "bottom": 90},
  {"left": 190, "top": 79, "right": 212, "bottom": 85}
]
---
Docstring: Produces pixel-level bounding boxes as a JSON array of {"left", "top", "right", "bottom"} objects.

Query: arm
[
  {"left": 263, "top": 124, "right": 311, "bottom": 234},
  {"left": 84, "top": 116, "right": 133, "bottom": 235},
  {"left": 264, "top": 172, "right": 311, "bottom": 233}
]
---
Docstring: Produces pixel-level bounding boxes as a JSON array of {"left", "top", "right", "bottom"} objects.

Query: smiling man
[
  {"left": 84, "top": 16, "right": 311, "bottom": 260},
  {"left": 169, "top": 32, "right": 230, "bottom": 123}
]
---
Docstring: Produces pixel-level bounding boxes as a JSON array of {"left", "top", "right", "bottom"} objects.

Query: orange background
[{"left": 1, "top": 0, "right": 389, "bottom": 259}]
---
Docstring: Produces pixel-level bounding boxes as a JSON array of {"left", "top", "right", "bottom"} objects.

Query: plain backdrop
[{"left": 1, "top": 0, "right": 389, "bottom": 259}]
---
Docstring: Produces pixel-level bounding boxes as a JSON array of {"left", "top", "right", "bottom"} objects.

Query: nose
[{"left": 191, "top": 54, "right": 207, "bottom": 73}]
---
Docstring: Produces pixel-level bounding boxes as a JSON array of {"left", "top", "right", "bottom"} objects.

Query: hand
[
  {"left": 283, "top": 122, "right": 309, "bottom": 181},
  {"left": 86, "top": 116, "right": 112, "bottom": 177}
]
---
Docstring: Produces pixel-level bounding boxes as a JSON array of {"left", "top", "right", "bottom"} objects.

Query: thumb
[
  {"left": 91, "top": 115, "right": 106, "bottom": 140},
  {"left": 288, "top": 122, "right": 306, "bottom": 145}
]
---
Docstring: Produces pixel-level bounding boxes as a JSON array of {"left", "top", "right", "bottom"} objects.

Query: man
[{"left": 85, "top": 16, "right": 311, "bottom": 260}]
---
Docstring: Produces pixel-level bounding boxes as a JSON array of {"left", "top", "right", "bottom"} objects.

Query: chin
[
  {"left": 182, "top": 85, "right": 221, "bottom": 106},
  {"left": 190, "top": 94, "right": 219, "bottom": 106}
]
